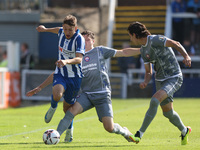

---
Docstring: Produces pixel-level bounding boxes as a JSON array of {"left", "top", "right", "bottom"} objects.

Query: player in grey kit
[
  {"left": 26, "top": 30, "right": 140, "bottom": 142},
  {"left": 56, "top": 30, "right": 141, "bottom": 142},
  {"left": 127, "top": 22, "right": 192, "bottom": 145}
]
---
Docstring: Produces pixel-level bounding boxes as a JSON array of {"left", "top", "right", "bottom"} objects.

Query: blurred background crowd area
[
  {"left": 0, "top": 0, "right": 200, "bottom": 103},
  {"left": 0, "top": 0, "right": 200, "bottom": 71}
]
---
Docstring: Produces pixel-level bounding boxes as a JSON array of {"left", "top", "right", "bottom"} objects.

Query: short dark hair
[
  {"left": 81, "top": 30, "right": 95, "bottom": 40},
  {"left": 127, "top": 22, "right": 151, "bottom": 39},
  {"left": 63, "top": 14, "right": 77, "bottom": 26}
]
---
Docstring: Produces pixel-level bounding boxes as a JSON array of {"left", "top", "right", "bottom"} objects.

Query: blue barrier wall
[
  {"left": 174, "top": 78, "right": 200, "bottom": 97},
  {"left": 152, "top": 77, "right": 200, "bottom": 98},
  {"left": 39, "top": 23, "right": 62, "bottom": 59}
]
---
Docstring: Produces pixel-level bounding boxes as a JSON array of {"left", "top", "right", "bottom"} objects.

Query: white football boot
[
  {"left": 64, "top": 127, "right": 73, "bottom": 143},
  {"left": 44, "top": 106, "right": 57, "bottom": 123}
]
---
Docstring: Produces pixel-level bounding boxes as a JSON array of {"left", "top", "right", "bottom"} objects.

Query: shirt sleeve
[
  {"left": 58, "top": 28, "right": 63, "bottom": 37},
  {"left": 140, "top": 48, "right": 149, "bottom": 63},
  {"left": 99, "top": 46, "right": 116, "bottom": 59},
  {"left": 152, "top": 35, "right": 167, "bottom": 47},
  {"left": 76, "top": 35, "right": 85, "bottom": 55}
]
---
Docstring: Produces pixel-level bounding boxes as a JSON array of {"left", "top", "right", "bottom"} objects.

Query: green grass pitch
[{"left": 0, "top": 98, "right": 199, "bottom": 150}]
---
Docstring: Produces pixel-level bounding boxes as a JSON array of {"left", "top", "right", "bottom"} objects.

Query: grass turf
[{"left": 0, "top": 98, "right": 199, "bottom": 150}]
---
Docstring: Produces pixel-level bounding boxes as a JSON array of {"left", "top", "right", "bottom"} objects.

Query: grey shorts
[
  {"left": 155, "top": 76, "right": 183, "bottom": 106},
  {"left": 76, "top": 92, "right": 113, "bottom": 122}
]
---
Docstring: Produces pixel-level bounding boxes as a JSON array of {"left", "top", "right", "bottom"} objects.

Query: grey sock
[
  {"left": 163, "top": 109, "right": 185, "bottom": 131},
  {"left": 57, "top": 111, "right": 74, "bottom": 136},
  {"left": 140, "top": 97, "right": 160, "bottom": 132},
  {"left": 112, "top": 123, "right": 127, "bottom": 136}
]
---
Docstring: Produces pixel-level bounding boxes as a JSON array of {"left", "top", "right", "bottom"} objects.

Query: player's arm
[
  {"left": 26, "top": 72, "right": 54, "bottom": 97},
  {"left": 36, "top": 25, "right": 61, "bottom": 34},
  {"left": 55, "top": 53, "right": 83, "bottom": 68},
  {"left": 139, "top": 63, "right": 152, "bottom": 89},
  {"left": 114, "top": 48, "right": 141, "bottom": 57},
  {"left": 165, "top": 39, "right": 191, "bottom": 67}
]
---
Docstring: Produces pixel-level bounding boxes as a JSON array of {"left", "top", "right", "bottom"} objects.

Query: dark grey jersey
[
  {"left": 140, "top": 35, "right": 182, "bottom": 81},
  {"left": 81, "top": 46, "right": 116, "bottom": 93}
]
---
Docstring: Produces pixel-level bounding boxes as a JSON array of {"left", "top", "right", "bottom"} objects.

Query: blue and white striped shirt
[{"left": 55, "top": 28, "right": 85, "bottom": 78}]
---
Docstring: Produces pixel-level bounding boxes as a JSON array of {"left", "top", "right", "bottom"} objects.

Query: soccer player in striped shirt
[{"left": 36, "top": 14, "right": 85, "bottom": 142}]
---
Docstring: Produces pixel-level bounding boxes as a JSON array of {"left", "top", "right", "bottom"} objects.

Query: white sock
[
  {"left": 139, "top": 130, "right": 144, "bottom": 138},
  {"left": 112, "top": 123, "right": 127, "bottom": 136},
  {"left": 181, "top": 127, "right": 187, "bottom": 136}
]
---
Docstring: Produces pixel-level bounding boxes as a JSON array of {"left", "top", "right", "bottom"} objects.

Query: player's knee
[
  {"left": 163, "top": 109, "right": 173, "bottom": 118},
  {"left": 150, "top": 97, "right": 160, "bottom": 107},
  {"left": 53, "top": 93, "right": 62, "bottom": 101}
]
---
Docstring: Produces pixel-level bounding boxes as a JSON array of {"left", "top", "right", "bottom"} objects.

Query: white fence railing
[
  {"left": 176, "top": 56, "right": 200, "bottom": 62},
  {"left": 0, "top": 41, "right": 20, "bottom": 72},
  {"left": 127, "top": 68, "right": 200, "bottom": 85},
  {"left": 21, "top": 69, "right": 127, "bottom": 101}
]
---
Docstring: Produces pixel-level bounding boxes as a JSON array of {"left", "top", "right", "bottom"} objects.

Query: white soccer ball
[{"left": 43, "top": 129, "right": 60, "bottom": 145}]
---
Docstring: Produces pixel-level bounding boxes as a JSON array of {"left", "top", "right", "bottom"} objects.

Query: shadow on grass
[
  {"left": 31, "top": 145, "right": 135, "bottom": 149},
  {"left": 0, "top": 141, "right": 136, "bottom": 148},
  {"left": 0, "top": 142, "right": 43, "bottom": 145}
]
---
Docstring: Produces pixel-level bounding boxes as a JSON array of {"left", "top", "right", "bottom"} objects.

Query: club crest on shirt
[
  {"left": 76, "top": 94, "right": 80, "bottom": 98},
  {"left": 84, "top": 56, "right": 90, "bottom": 62},
  {"left": 159, "top": 36, "right": 165, "bottom": 41}
]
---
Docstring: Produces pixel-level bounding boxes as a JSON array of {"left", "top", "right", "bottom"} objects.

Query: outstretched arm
[
  {"left": 36, "top": 25, "right": 61, "bottom": 34},
  {"left": 26, "top": 72, "right": 54, "bottom": 97},
  {"left": 114, "top": 48, "right": 141, "bottom": 57},
  {"left": 165, "top": 39, "right": 191, "bottom": 67}
]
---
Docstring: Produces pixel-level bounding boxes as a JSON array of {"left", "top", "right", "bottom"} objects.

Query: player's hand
[
  {"left": 183, "top": 55, "right": 191, "bottom": 67},
  {"left": 56, "top": 60, "right": 68, "bottom": 68},
  {"left": 26, "top": 87, "right": 41, "bottom": 97},
  {"left": 36, "top": 25, "right": 46, "bottom": 32},
  {"left": 139, "top": 82, "right": 147, "bottom": 89}
]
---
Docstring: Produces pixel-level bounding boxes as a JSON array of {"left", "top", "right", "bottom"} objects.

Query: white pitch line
[
  {"left": 0, "top": 103, "right": 147, "bottom": 139},
  {"left": 0, "top": 116, "right": 97, "bottom": 139}
]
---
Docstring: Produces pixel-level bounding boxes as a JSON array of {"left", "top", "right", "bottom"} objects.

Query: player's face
[
  {"left": 62, "top": 24, "right": 77, "bottom": 39},
  {"left": 83, "top": 35, "right": 94, "bottom": 51},
  {"left": 129, "top": 33, "right": 140, "bottom": 46}
]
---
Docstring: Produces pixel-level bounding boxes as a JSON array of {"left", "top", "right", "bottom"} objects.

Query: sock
[
  {"left": 140, "top": 97, "right": 160, "bottom": 132},
  {"left": 51, "top": 95, "right": 58, "bottom": 108},
  {"left": 112, "top": 123, "right": 128, "bottom": 136},
  {"left": 57, "top": 111, "right": 74, "bottom": 136},
  {"left": 181, "top": 127, "right": 188, "bottom": 136},
  {"left": 163, "top": 109, "right": 186, "bottom": 132},
  {"left": 68, "top": 120, "right": 73, "bottom": 129},
  {"left": 138, "top": 130, "right": 144, "bottom": 138}
]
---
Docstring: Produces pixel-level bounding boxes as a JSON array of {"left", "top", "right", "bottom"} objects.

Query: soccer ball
[{"left": 43, "top": 129, "right": 60, "bottom": 145}]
